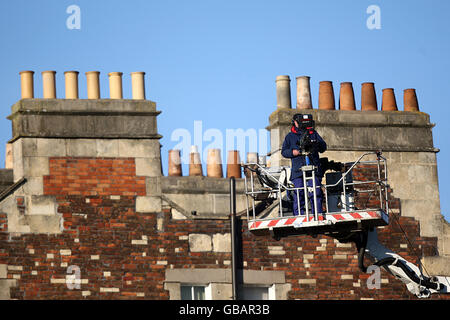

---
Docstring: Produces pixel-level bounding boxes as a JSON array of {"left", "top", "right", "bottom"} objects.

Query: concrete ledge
[
  {"left": 8, "top": 99, "right": 162, "bottom": 141},
  {"left": 268, "top": 109, "right": 435, "bottom": 152},
  {"left": 165, "top": 268, "right": 286, "bottom": 285},
  {"left": 161, "top": 176, "right": 245, "bottom": 194}
]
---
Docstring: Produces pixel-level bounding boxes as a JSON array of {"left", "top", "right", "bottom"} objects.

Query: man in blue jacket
[{"left": 281, "top": 113, "right": 327, "bottom": 216}]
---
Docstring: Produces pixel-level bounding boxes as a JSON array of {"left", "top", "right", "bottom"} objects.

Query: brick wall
[{"left": 0, "top": 157, "right": 447, "bottom": 300}]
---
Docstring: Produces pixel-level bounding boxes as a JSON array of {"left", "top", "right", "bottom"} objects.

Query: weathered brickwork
[
  {"left": 44, "top": 158, "right": 147, "bottom": 197},
  {"left": 0, "top": 157, "right": 447, "bottom": 300}
]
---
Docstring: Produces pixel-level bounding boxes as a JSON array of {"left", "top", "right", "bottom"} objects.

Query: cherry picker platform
[
  {"left": 242, "top": 151, "right": 450, "bottom": 298},
  {"left": 244, "top": 151, "right": 389, "bottom": 240}
]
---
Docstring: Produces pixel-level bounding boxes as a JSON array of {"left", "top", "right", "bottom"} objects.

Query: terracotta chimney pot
[
  {"left": 381, "top": 88, "right": 398, "bottom": 111},
  {"left": 403, "top": 88, "right": 420, "bottom": 112},
  {"left": 339, "top": 82, "right": 356, "bottom": 111},
  {"left": 226, "top": 150, "right": 241, "bottom": 178},
  {"left": 296, "top": 76, "right": 312, "bottom": 110},
  {"left": 318, "top": 81, "right": 335, "bottom": 110},
  {"left": 206, "top": 149, "right": 223, "bottom": 178},
  {"left": 189, "top": 146, "right": 203, "bottom": 176},
  {"left": 361, "top": 82, "right": 378, "bottom": 111},
  {"left": 168, "top": 149, "right": 182, "bottom": 176}
]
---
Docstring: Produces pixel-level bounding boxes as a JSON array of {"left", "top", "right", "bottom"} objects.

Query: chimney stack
[
  {"left": 19, "top": 70, "right": 35, "bottom": 99},
  {"left": 226, "top": 150, "right": 241, "bottom": 178},
  {"left": 108, "top": 72, "right": 123, "bottom": 99},
  {"left": 361, "top": 82, "right": 378, "bottom": 111},
  {"left": 42, "top": 71, "right": 57, "bottom": 99},
  {"left": 318, "top": 81, "right": 335, "bottom": 110},
  {"left": 403, "top": 88, "right": 420, "bottom": 112},
  {"left": 189, "top": 146, "right": 203, "bottom": 176},
  {"left": 381, "top": 88, "right": 398, "bottom": 111},
  {"left": 206, "top": 149, "right": 223, "bottom": 178},
  {"left": 275, "top": 75, "right": 292, "bottom": 109},
  {"left": 296, "top": 76, "right": 312, "bottom": 110},
  {"left": 86, "top": 71, "right": 101, "bottom": 99},
  {"left": 168, "top": 149, "right": 182, "bottom": 176},
  {"left": 339, "top": 82, "right": 356, "bottom": 110},
  {"left": 64, "top": 71, "right": 79, "bottom": 99},
  {"left": 131, "top": 72, "right": 146, "bottom": 100}
]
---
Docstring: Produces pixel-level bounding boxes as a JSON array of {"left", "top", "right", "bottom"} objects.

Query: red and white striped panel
[{"left": 248, "top": 211, "right": 386, "bottom": 231}]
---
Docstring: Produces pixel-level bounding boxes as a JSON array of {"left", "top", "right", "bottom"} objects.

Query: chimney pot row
[
  {"left": 19, "top": 70, "right": 147, "bottom": 100},
  {"left": 168, "top": 149, "right": 246, "bottom": 178},
  {"left": 276, "top": 75, "right": 420, "bottom": 112}
]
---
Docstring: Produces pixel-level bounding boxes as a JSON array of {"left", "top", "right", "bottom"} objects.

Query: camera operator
[{"left": 281, "top": 113, "right": 327, "bottom": 216}]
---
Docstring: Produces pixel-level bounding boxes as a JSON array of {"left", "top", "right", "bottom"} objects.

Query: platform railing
[{"left": 243, "top": 151, "right": 389, "bottom": 224}]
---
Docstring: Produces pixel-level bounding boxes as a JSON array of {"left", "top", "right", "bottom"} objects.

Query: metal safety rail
[{"left": 243, "top": 151, "right": 390, "bottom": 238}]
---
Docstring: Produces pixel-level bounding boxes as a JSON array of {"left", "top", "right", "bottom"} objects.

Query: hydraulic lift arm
[{"left": 349, "top": 228, "right": 450, "bottom": 298}]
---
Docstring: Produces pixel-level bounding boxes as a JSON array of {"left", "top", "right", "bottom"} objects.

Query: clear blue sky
[{"left": 0, "top": 0, "right": 449, "bottom": 221}]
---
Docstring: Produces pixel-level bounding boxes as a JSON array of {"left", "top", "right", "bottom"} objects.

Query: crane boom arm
[{"left": 359, "top": 228, "right": 450, "bottom": 298}]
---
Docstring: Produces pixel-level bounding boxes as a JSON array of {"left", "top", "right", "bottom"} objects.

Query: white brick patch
[
  {"left": 333, "top": 254, "right": 347, "bottom": 260},
  {"left": 341, "top": 274, "right": 353, "bottom": 280},
  {"left": 299, "top": 279, "right": 316, "bottom": 285},
  {"left": 100, "top": 287, "right": 120, "bottom": 293},
  {"left": 50, "top": 277, "right": 66, "bottom": 284},
  {"left": 60, "top": 249, "right": 71, "bottom": 256},
  {"left": 336, "top": 242, "right": 353, "bottom": 248},
  {"left": 51, "top": 277, "right": 88, "bottom": 285},
  {"left": 268, "top": 246, "right": 285, "bottom": 255},
  {"left": 132, "top": 239, "right": 148, "bottom": 245},
  {"left": 189, "top": 234, "right": 212, "bottom": 252},
  {"left": 7, "top": 266, "right": 23, "bottom": 271},
  {"left": 90, "top": 255, "right": 100, "bottom": 260},
  {"left": 213, "top": 233, "right": 231, "bottom": 253}
]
